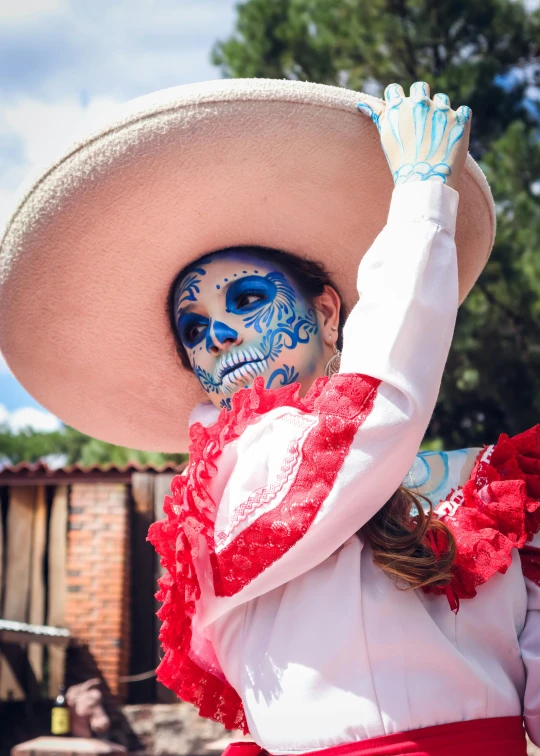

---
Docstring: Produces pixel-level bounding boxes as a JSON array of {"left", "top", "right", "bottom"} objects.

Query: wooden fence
[
  {"left": 0, "top": 484, "right": 68, "bottom": 700},
  {"left": 0, "top": 464, "right": 180, "bottom": 704}
]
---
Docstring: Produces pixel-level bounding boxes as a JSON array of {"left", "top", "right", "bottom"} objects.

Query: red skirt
[{"left": 222, "top": 717, "right": 527, "bottom": 756}]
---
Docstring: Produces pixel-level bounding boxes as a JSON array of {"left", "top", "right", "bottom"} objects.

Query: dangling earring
[{"left": 324, "top": 327, "right": 341, "bottom": 377}]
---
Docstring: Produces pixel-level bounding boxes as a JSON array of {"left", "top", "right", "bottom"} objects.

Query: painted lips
[
  {"left": 218, "top": 352, "right": 271, "bottom": 395},
  {"left": 217, "top": 347, "right": 267, "bottom": 382},
  {"left": 220, "top": 358, "right": 267, "bottom": 387}
]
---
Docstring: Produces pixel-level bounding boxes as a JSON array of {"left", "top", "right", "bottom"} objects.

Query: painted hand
[{"left": 357, "top": 82, "right": 472, "bottom": 190}]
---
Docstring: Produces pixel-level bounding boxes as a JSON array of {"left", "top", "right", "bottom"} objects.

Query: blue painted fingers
[
  {"left": 426, "top": 93, "right": 450, "bottom": 160},
  {"left": 356, "top": 101, "right": 382, "bottom": 132},
  {"left": 443, "top": 105, "right": 472, "bottom": 162},
  {"left": 385, "top": 83, "right": 405, "bottom": 161},
  {"left": 357, "top": 81, "right": 472, "bottom": 187},
  {"left": 411, "top": 81, "right": 430, "bottom": 162}
]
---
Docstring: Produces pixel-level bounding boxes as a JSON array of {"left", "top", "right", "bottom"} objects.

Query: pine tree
[{"left": 213, "top": 0, "right": 540, "bottom": 446}]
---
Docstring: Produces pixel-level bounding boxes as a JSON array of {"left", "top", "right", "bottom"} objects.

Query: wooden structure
[
  {"left": 12, "top": 737, "right": 126, "bottom": 756},
  {"left": 0, "top": 461, "right": 184, "bottom": 705}
]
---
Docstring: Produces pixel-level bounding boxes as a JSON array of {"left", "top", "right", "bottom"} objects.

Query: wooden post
[
  {"left": 47, "top": 486, "right": 68, "bottom": 697},
  {"left": 28, "top": 486, "right": 47, "bottom": 683},
  {"left": 153, "top": 472, "right": 177, "bottom": 704},
  {"left": 0, "top": 489, "right": 3, "bottom": 609},
  {"left": 129, "top": 473, "right": 156, "bottom": 703},
  {"left": 0, "top": 487, "right": 4, "bottom": 697},
  {"left": 0, "top": 486, "right": 36, "bottom": 700}
]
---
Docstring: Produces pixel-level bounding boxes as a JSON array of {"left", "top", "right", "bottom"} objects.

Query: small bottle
[{"left": 51, "top": 684, "right": 71, "bottom": 736}]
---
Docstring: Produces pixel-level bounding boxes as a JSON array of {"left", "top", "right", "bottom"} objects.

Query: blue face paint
[
  {"left": 225, "top": 275, "right": 278, "bottom": 318},
  {"left": 174, "top": 252, "right": 326, "bottom": 408},
  {"left": 177, "top": 312, "right": 209, "bottom": 349},
  {"left": 176, "top": 267, "right": 206, "bottom": 308},
  {"left": 206, "top": 320, "right": 239, "bottom": 351}
]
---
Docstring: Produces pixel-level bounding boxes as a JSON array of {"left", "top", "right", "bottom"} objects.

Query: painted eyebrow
[
  {"left": 224, "top": 274, "right": 269, "bottom": 294},
  {"left": 176, "top": 272, "right": 268, "bottom": 314}
]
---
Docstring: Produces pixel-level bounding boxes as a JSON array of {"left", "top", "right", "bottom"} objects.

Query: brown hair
[
  {"left": 362, "top": 487, "right": 456, "bottom": 591},
  {"left": 168, "top": 246, "right": 457, "bottom": 589}
]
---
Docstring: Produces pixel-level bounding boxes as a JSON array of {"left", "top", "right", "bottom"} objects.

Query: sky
[{"left": 0, "top": 0, "right": 238, "bottom": 433}]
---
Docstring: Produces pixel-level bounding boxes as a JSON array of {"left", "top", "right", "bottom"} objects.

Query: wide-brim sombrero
[{"left": 0, "top": 78, "right": 495, "bottom": 452}]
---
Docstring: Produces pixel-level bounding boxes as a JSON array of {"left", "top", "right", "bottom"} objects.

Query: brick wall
[{"left": 64, "top": 483, "right": 130, "bottom": 699}]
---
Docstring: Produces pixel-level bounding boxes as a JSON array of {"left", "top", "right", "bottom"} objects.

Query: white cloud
[
  {"left": 0, "top": 0, "right": 67, "bottom": 22},
  {"left": 0, "top": 0, "right": 237, "bottom": 422},
  {"left": 0, "top": 0, "right": 237, "bottom": 239},
  {"left": 0, "top": 95, "right": 122, "bottom": 228},
  {"left": 0, "top": 403, "right": 62, "bottom": 432},
  {"left": 0, "top": 0, "right": 236, "bottom": 101}
]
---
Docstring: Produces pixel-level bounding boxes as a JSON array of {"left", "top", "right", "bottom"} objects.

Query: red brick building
[{"left": 0, "top": 461, "right": 184, "bottom": 704}]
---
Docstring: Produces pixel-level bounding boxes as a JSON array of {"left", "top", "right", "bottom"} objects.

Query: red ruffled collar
[
  {"left": 148, "top": 378, "right": 329, "bottom": 733},
  {"left": 425, "top": 425, "right": 540, "bottom": 606},
  {"left": 150, "top": 373, "right": 540, "bottom": 727}
]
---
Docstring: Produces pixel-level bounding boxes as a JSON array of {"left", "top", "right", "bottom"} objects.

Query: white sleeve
[
  {"left": 521, "top": 532, "right": 540, "bottom": 746},
  {"left": 202, "top": 181, "right": 459, "bottom": 613}
]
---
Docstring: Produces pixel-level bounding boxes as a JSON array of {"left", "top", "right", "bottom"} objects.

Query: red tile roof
[{"left": 0, "top": 459, "right": 186, "bottom": 482}]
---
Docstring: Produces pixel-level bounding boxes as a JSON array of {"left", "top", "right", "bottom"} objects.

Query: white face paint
[{"left": 174, "top": 251, "right": 328, "bottom": 409}]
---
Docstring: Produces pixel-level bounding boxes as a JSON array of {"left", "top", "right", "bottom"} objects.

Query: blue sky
[{"left": 0, "top": 0, "right": 238, "bottom": 432}]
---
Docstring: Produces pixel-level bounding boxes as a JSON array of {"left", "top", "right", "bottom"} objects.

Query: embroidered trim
[
  {"left": 211, "top": 376, "right": 380, "bottom": 596},
  {"left": 214, "top": 415, "right": 313, "bottom": 550},
  {"left": 148, "top": 374, "right": 380, "bottom": 731}
]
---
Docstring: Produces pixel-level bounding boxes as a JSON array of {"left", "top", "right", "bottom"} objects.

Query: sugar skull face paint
[{"left": 174, "top": 251, "right": 330, "bottom": 409}]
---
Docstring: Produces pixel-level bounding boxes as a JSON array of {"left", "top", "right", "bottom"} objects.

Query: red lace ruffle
[
  {"left": 148, "top": 374, "right": 379, "bottom": 731},
  {"left": 212, "top": 373, "right": 380, "bottom": 596},
  {"left": 426, "top": 425, "right": 540, "bottom": 603}
]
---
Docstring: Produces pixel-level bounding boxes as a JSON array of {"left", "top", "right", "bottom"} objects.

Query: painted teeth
[
  {"left": 221, "top": 359, "right": 269, "bottom": 395},
  {"left": 218, "top": 345, "right": 268, "bottom": 381}
]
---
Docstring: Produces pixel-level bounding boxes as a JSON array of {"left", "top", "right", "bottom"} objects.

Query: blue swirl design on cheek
[
  {"left": 214, "top": 270, "right": 319, "bottom": 395},
  {"left": 187, "top": 267, "right": 321, "bottom": 399},
  {"left": 258, "top": 308, "right": 318, "bottom": 364},
  {"left": 267, "top": 364, "right": 299, "bottom": 389},
  {"left": 193, "top": 365, "right": 221, "bottom": 394},
  {"left": 214, "top": 304, "right": 319, "bottom": 396}
]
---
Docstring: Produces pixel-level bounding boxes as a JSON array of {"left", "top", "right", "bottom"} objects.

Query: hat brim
[{"left": 0, "top": 79, "right": 495, "bottom": 451}]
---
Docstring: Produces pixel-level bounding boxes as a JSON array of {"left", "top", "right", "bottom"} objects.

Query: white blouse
[{"left": 162, "top": 182, "right": 540, "bottom": 753}]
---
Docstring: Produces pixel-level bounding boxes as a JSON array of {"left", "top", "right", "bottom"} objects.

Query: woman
[{"left": 0, "top": 79, "right": 536, "bottom": 754}]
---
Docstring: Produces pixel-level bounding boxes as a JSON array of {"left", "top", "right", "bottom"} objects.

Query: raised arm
[
  {"left": 205, "top": 181, "right": 459, "bottom": 611},
  {"left": 197, "top": 83, "right": 473, "bottom": 612},
  {"left": 149, "top": 83, "right": 473, "bottom": 727}
]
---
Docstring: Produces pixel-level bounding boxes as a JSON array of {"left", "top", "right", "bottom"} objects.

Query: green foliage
[
  {"left": 214, "top": 0, "right": 540, "bottom": 447},
  {"left": 0, "top": 423, "right": 186, "bottom": 467},
  {"left": 213, "top": 0, "right": 540, "bottom": 157},
  {"left": 433, "top": 122, "right": 540, "bottom": 445}
]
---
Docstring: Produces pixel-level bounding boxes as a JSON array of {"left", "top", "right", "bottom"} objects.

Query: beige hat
[{"left": 0, "top": 78, "right": 495, "bottom": 452}]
